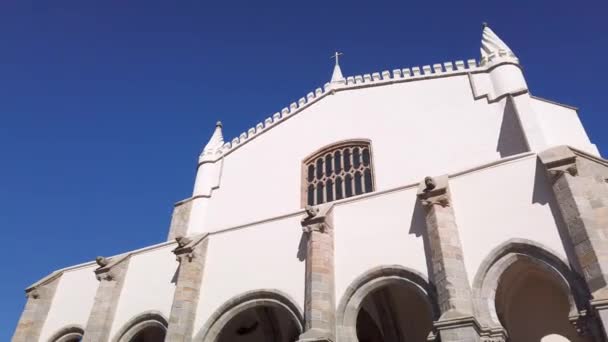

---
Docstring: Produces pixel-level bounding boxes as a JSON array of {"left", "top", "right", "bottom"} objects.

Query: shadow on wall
[
  {"left": 531, "top": 159, "right": 587, "bottom": 288},
  {"left": 496, "top": 96, "right": 528, "bottom": 158},
  {"left": 409, "top": 199, "right": 434, "bottom": 286}
]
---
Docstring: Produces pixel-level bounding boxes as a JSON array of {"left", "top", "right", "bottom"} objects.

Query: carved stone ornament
[
  {"left": 26, "top": 289, "right": 40, "bottom": 300},
  {"left": 417, "top": 175, "right": 451, "bottom": 207},
  {"left": 95, "top": 256, "right": 109, "bottom": 267},
  {"left": 172, "top": 233, "right": 208, "bottom": 263},
  {"left": 96, "top": 271, "right": 114, "bottom": 282},
  {"left": 175, "top": 235, "right": 192, "bottom": 248},
  {"left": 538, "top": 146, "right": 579, "bottom": 181},
  {"left": 301, "top": 204, "right": 332, "bottom": 234}
]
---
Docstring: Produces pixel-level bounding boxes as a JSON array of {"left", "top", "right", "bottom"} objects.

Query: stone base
[
  {"left": 297, "top": 328, "right": 335, "bottom": 342},
  {"left": 433, "top": 316, "right": 484, "bottom": 342}
]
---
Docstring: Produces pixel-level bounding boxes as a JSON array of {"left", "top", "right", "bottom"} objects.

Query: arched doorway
[
  {"left": 337, "top": 266, "right": 437, "bottom": 342},
  {"left": 495, "top": 260, "right": 587, "bottom": 342},
  {"left": 196, "top": 290, "right": 304, "bottom": 342}
]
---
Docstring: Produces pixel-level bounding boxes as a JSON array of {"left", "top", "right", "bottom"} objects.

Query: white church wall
[
  {"left": 530, "top": 98, "right": 599, "bottom": 156},
  {"left": 39, "top": 264, "right": 98, "bottom": 341},
  {"left": 193, "top": 215, "right": 306, "bottom": 336},
  {"left": 449, "top": 154, "right": 568, "bottom": 285},
  {"left": 109, "top": 245, "right": 178, "bottom": 339},
  {"left": 197, "top": 75, "right": 511, "bottom": 235},
  {"left": 333, "top": 186, "right": 429, "bottom": 302}
]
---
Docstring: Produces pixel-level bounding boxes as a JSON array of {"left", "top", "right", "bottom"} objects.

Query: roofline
[
  {"left": 211, "top": 59, "right": 524, "bottom": 162},
  {"left": 530, "top": 95, "right": 579, "bottom": 111}
]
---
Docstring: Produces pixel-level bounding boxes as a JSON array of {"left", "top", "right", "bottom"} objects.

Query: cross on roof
[{"left": 331, "top": 51, "right": 343, "bottom": 66}]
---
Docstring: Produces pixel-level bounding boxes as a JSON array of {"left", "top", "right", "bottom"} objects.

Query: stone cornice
[{"left": 25, "top": 271, "right": 62, "bottom": 296}]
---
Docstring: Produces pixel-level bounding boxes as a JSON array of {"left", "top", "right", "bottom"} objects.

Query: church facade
[{"left": 12, "top": 25, "right": 608, "bottom": 342}]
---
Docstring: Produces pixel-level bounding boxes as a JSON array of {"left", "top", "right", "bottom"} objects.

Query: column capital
[
  {"left": 417, "top": 175, "right": 450, "bottom": 207},
  {"left": 538, "top": 145, "right": 578, "bottom": 180},
  {"left": 94, "top": 254, "right": 131, "bottom": 282},
  {"left": 172, "top": 233, "right": 209, "bottom": 263},
  {"left": 301, "top": 204, "right": 333, "bottom": 233}
]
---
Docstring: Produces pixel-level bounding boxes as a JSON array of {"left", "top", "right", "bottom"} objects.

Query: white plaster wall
[
  {"left": 193, "top": 215, "right": 305, "bottom": 335},
  {"left": 449, "top": 155, "right": 568, "bottom": 285},
  {"left": 333, "top": 186, "right": 428, "bottom": 303},
  {"left": 109, "top": 245, "right": 178, "bottom": 339},
  {"left": 203, "top": 75, "right": 510, "bottom": 232},
  {"left": 531, "top": 98, "right": 599, "bottom": 156},
  {"left": 39, "top": 265, "right": 98, "bottom": 341}
]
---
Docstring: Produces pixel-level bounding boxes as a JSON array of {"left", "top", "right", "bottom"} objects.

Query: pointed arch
[
  {"left": 336, "top": 265, "right": 439, "bottom": 342},
  {"left": 195, "top": 289, "right": 304, "bottom": 342},
  {"left": 111, "top": 311, "right": 168, "bottom": 342},
  {"left": 472, "top": 238, "right": 589, "bottom": 330}
]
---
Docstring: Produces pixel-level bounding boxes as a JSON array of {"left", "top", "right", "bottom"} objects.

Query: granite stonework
[
  {"left": 12, "top": 273, "right": 61, "bottom": 342},
  {"left": 165, "top": 234, "right": 209, "bottom": 341},
  {"left": 82, "top": 255, "right": 131, "bottom": 342},
  {"left": 298, "top": 204, "right": 336, "bottom": 342}
]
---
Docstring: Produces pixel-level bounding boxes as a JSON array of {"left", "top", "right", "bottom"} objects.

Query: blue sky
[{"left": 1, "top": 0, "right": 607, "bottom": 338}]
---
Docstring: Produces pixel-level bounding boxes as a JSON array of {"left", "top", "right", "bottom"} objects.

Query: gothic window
[{"left": 303, "top": 140, "right": 375, "bottom": 206}]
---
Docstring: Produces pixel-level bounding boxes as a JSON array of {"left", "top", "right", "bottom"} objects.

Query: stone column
[
  {"left": 166, "top": 234, "right": 209, "bottom": 341},
  {"left": 82, "top": 255, "right": 131, "bottom": 342},
  {"left": 298, "top": 204, "right": 336, "bottom": 342},
  {"left": 417, "top": 175, "right": 484, "bottom": 342},
  {"left": 539, "top": 146, "right": 608, "bottom": 337},
  {"left": 12, "top": 272, "right": 62, "bottom": 342}
]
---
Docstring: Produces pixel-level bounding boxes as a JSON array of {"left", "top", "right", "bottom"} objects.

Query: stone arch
[
  {"left": 195, "top": 289, "right": 304, "bottom": 342},
  {"left": 336, "top": 265, "right": 439, "bottom": 342},
  {"left": 111, "top": 311, "right": 168, "bottom": 342},
  {"left": 48, "top": 325, "right": 84, "bottom": 342},
  {"left": 472, "top": 238, "right": 588, "bottom": 330}
]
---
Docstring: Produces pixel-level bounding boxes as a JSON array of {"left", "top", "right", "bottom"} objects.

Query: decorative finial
[
  {"left": 216, "top": 121, "right": 222, "bottom": 128},
  {"left": 480, "top": 24, "right": 517, "bottom": 65},
  {"left": 482, "top": 22, "right": 488, "bottom": 28},
  {"left": 200, "top": 120, "right": 225, "bottom": 160},
  {"left": 330, "top": 51, "right": 345, "bottom": 83}
]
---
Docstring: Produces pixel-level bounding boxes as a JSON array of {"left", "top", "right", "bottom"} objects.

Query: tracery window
[{"left": 304, "top": 140, "right": 374, "bottom": 206}]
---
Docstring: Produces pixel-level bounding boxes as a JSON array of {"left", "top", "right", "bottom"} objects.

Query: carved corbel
[
  {"left": 26, "top": 289, "right": 40, "bottom": 300},
  {"left": 301, "top": 204, "right": 333, "bottom": 234},
  {"left": 93, "top": 254, "right": 130, "bottom": 282},
  {"left": 172, "top": 233, "right": 208, "bottom": 263},
  {"left": 417, "top": 175, "right": 451, "bottom": 207},
  {"left": 538, "top": 146, "right": 578, "bottom": 181}
]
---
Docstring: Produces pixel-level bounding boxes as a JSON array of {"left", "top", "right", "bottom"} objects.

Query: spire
[
  {"left": 200, "top": 121, "right": 224, "bottom": 161},
  {"left": 480, "top": 23, "right": 517, "bottom": 65},
  {"left": 330, "top": 51, "right": 345, "bottom": 83}
]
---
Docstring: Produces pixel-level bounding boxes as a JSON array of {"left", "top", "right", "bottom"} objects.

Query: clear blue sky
[{"left": 1, "top": 0, "right": 606, "bottom": 338}]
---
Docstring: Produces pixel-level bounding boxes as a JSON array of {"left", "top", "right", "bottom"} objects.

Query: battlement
[{"left": 217, "top": 57, "right": 484, "bottom": 157}]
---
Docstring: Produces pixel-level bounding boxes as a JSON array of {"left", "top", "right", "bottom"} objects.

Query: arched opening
[
  {"left": 128, "top": 325, "right": 166, "bottom": 342},
  {"left": 49, "top": 326, "right": 84, "bottom": 342},
  {"left": 495, "top": 260, "right": 588, "bottom": 342},
  {"left": 113, "top": 312, "right": 168, "bottom": 342},
  {"left": 196, "top": 290, "right": 304, "bottom": 342},
  {"left": 336, "top": 266, "right": 437, "bottom": 342},
  {"left": 216, "top": 305, "right": 300, "bottom": 342},
  {"left": 356, "top": 282, "right": 433, "bottom": 342}
]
